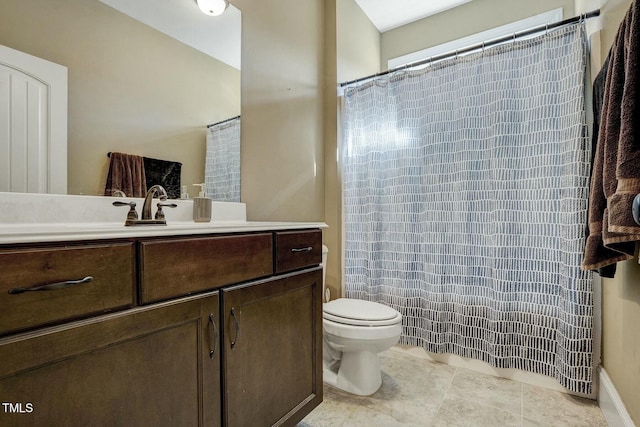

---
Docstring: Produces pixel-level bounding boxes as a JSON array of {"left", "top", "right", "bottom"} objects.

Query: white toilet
[{"left": 321, "top": 246, "right": 402, "bottom": 396}]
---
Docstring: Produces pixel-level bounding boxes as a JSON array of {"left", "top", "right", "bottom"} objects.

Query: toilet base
[{"left": 323, "top": 349, "right": 382, "bottom": 396}]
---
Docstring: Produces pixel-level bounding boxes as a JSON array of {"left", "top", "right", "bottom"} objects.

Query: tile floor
[{"left": 299, "top": 346, "right": 607, "bottom": 427}]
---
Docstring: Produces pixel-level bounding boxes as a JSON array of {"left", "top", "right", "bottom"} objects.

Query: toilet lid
[{"left": 323, "top": 298, "right": 401, "bottom": 326}]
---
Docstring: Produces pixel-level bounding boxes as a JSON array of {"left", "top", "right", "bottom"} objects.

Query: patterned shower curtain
[
  {"left": 205, "top": 116, "right": 241, "bottom": 202},
  {"left": 341, "top": 24, "right": 594, "bottom": 394}
]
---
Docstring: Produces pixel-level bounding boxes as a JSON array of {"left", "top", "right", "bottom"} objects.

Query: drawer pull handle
[
  {"left": 291, "top": 246, "right": 313, "bottom": 253},
  {"left": 8, "top": 276, "right": 94, "bottom": 295},
  {"left": 209, "top": 313, "right": 218, "bottom": 359},
  {"left": 230, "top": 308, "right": 239, "bottom": 349}
]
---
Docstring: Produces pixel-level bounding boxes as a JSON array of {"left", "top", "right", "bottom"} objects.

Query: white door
[{"left": 0, "top": 44, "right": 67, "bottom": 194}]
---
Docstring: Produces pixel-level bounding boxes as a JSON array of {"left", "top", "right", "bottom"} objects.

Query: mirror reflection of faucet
[{"left": 112, "top": 185, "right": 176, "bottom": 226}]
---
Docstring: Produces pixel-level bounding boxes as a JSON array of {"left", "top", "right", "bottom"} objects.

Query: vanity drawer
[
  {"left": 139, "top": 233, "right": 273, "bottom": 304},
  {"left": 0, "top": 242, "right": 135, "bottom": 336},
  {"left": 274, "top": 230, "right": 322, "bottom": 273}
]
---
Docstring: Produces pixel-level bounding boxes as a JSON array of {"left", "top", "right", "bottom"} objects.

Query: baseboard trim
[{"left": 599, "top": 367, "right": 636, "bottom": 427}]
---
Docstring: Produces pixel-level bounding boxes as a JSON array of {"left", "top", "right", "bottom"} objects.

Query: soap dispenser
[{"left": 192, "top": 183, "right": 212, "bottom": 222}]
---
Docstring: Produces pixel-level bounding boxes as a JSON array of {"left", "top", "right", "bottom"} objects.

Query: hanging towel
[
  {"left": 104, "top": 152, "right": 147, "bottom": 198},
  {"left": 583, "top": 0, "right": 640, "bottom": 273},
  {"left": 586, "top": 52, "right": 617, "bottom": 278},
  {"left": 143, "top": 156, "right": 182, "bottom": 199}
]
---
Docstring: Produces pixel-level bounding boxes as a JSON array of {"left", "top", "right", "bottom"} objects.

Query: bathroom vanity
[{"left": 0, "top": 194, "right": 325, "bottom": 427}]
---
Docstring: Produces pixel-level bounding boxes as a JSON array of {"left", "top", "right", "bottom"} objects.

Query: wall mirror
[{"left": 0, "top": 0, "right": 241, "bottom": 200}]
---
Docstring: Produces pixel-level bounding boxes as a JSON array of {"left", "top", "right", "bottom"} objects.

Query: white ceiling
[
  {"left": 99, "top": 0, "right": 241, "bottom": 70},
  {"left": 355, "top": 0, "right": 473, "bottom": 33},
  {"left": 97, "top": 0, "right": 471, "bottom": 69}
]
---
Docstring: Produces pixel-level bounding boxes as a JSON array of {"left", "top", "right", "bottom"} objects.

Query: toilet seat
[{"left": 323, "top": 298, "right": 401, "bottom": 326}]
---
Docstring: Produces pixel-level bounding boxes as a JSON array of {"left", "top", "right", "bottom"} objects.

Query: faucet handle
[
  {"left": 155, "top": 202, "right": 177, "bottom": 221},
  {"left": 112, "top": 201, "right": 138, "bottom": 221}
]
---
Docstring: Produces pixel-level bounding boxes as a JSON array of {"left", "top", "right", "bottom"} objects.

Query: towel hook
[{"left": 633, "top": 195, "right": 640, "bottom": 225}]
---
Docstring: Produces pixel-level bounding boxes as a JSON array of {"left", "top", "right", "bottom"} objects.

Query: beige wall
[
  {"left": 601, "top": 258, "right": 640, "bottom": 424},
  {"left": 234, "top": 0, "right": 325, "bottom": 222},
  {"left": 321, "top": 0, "right": 382, "bottom": 300},
  {"left": 324, "top": 0, "right": 341, "bottom": 302},
  {"left": 381, "top": 0, "right": 575, "bottom": 70},
  {"left": 0, "top": 0, "right": 240, "bottom": 197},
  {"left": 337, "top": 0, "right": 381, "bottom": 82}
]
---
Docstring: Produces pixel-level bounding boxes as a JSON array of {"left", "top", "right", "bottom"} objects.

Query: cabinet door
[
  {"left": 222, "top": 267, "right": 323, "bottom": 427},
  {"left": 0, "top": 293, "right": 221, "bottom": 427}
]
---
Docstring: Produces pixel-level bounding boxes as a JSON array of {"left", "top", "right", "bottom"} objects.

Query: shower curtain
[
  {"left": 341, "top": 24, "right": 594, "bottom": 395},
  {"left": 205, "top": 116, "right": 241, "bottom": 202}
]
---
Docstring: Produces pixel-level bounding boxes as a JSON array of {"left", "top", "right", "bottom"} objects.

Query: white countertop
[
  {"left": 0, "top": 192, "right": 326, "bottom": 244},
  {"left": 0, "top": 220, "right": 327, "bottom": 244}
]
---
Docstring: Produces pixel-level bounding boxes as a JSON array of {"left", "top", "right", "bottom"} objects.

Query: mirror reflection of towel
[
  {"left": 104, "top": 152, "right": 147, "bottom": 197},
  {"left": 143, "top": 156, "right": 182, "bottom": 199}
]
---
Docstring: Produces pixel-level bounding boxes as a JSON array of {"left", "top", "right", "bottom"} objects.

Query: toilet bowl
[
  {"left": 321, "top": 246, "right": 402, "bottom": 396},
  {"left": 322, "top": 298, "right": 402, "bottom": 395}
]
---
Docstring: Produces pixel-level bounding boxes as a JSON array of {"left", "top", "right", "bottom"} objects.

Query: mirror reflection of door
[{"left": 0, "top": 44, "right": 67, "bottom": 194}]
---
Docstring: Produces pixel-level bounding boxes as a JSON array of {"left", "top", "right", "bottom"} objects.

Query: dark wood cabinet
[
  {"left": 139, "top": 233, "right": 273, "bottom": 304},
  {"left": 222, "top": 267, "right": 323, "bottom": 427},
  {"left": 0, "top": 292, "right": 221, "bottom": 427},
  {"left": 0, "top": 228, "right": 322, "bottom": 426},
  {"left": 0, "top": 242, "right": 135, "bottom": 336},
  {"left": 274, "top": 230, "right": 323, "bottom": 273}
]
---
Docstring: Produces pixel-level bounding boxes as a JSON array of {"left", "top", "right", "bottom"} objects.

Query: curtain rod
[
  {"left": 340, "top": 9, "right": 600, "bottom": 88},
  {"left": 206, "top": 115, "right": 240, "bottom": 128}
]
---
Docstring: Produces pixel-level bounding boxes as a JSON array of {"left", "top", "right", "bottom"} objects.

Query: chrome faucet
[{"left": 141, "top": 185, "right": 168, "bottom": 220}]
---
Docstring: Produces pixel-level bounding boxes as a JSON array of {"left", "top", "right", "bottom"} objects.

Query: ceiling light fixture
[{"left": 196, "top": 0, "right": 229, "bottom": 16}]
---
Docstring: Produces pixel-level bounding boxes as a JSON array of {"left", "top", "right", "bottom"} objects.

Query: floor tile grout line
[
  {"left": 436, "top": 364, "right": 458, "bottom": 416},
  {"left": 520, "top": 381, "right": 524, "bottom": 426}
]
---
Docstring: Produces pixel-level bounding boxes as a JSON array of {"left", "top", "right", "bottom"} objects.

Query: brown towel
[
  {"left": 583, "top": 0, "right": 640, "bottom": 272},
  {"left": 104, "top": 152, "right": 147, "bottom": 198}
]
